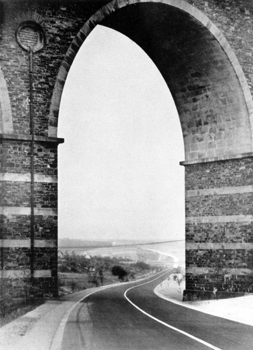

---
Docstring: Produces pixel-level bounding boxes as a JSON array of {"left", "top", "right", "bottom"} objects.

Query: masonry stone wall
[
  {"left": 0, "top": 137, "right": 59, "bottom": 299},
  {"left": 190, "top": 0, "right": 253, "bottom": 95},
  {"left": 187, "top": 193, "right": 253, "bottom": 216},
  {"left": 185, "top": 156, "right": 253, "bottom": 299},
  {"left": 186, "top": 157, "right": 253, "bottom": 189},
  {"left": 1, "top": 0, "right": 253, "bottom": 301},
  {"left": 0, "top": 0, "right": 102, "bottom": 136},
  {"left": 2, "top": 215, "right": 57, "bottom": 240},
  {"left": 187, "top": 222, "right": 253, "bottom": 243}
]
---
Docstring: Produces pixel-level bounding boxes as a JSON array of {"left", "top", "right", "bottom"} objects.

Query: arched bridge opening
[
  {"left": 58, "top": 24, "right": 185, "bottom": 255},
  {"left": 1, "top": 0, "right": 253, "bottom": 301}
]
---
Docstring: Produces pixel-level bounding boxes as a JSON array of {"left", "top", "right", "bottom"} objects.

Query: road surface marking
[
  {"left": 50, "top": 270, "right": 169, "bottom": 350},
  {"left": 124, "top": 276, "right": 222, "bottom": 350},
  {"left": 49, "top": 283, "right": 127, "bottom": 350}
]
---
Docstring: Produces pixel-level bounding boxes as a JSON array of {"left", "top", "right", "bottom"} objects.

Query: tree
[{"left": 111, "top": 265, "right": 128, "bottom": 281}]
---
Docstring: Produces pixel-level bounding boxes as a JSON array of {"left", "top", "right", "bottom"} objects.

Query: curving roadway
[{"left": 60, "top": 270, "right": 253, "bottom": 350}]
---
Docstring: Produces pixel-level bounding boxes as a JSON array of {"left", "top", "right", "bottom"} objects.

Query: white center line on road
[
  {"left": 124, "top": 277, "right": 223, "bottom": 350},
  {"left": 50, "top": 270, "right": 170, "bottom": 350}
]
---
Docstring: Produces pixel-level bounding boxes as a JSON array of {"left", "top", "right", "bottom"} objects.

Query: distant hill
[
  {"left": 112, "top": 239, "right": 153, "bottom": 246},
  {"left": 58, "top": 238, "right": 152, "bottom": 248},
  {"left": 58, "top": 238, "right": 113, "bottom": 248}
]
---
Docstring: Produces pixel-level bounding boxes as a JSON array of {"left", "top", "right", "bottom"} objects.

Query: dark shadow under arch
[{"left": 49, "top": 0, "right": 253, "bottom": 163}]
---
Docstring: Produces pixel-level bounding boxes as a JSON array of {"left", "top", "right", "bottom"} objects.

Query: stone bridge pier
[{"left": 1, "top": 0, "right": 253, "bottom": 301}]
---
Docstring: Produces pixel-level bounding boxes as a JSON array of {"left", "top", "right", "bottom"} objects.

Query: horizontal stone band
[
  {"left": 0, "top": 270, "right": 52, "bottom": 278},
  {"left": 187, "top": 267, "right": 252, "bottom": 275},
  {"left": 186, "top": 215, "right": 252, "bottom": 223},
  {"left": 0, "top": 173, "right": 57, "bottom": 183},
  {"left": 0, "top": 239, "right": 56, "bottom": 248},
  {"left": 186, "top": 185, "right": 253, "bottom": 197},
  {"left": 0, "top": 133, "right": 64, "bottom": 144},
  {"left": 186, "top": 243, "right": 253, "bottom": 250},
  {"left": 0, "top": 207, "right": 57, "bottom": 216},
  {"left": 180, "top": 152, "right": 253, "bottom": 166}
]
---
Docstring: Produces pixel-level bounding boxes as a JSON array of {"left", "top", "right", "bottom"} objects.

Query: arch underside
[
  {"left": 100, "top": 3, "right": 252, "bottom": 162},
  {"left": 50, "top": 0, "right": 253, "bottom": 163}
]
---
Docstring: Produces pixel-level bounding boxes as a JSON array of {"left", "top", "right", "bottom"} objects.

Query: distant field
[
  {"left": 143, "top": 241, "right": 185, "bottom": 263},
  {"left": 59, "top": 240, "right": 185, "bottom": 270},
  {"left": 59, "top": 246, "right": 139, "bottom": 261}
]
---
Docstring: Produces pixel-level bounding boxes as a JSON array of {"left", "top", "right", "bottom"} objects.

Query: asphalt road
[{"left": 61, "top": 270, "right": 253, "bottom": 350}]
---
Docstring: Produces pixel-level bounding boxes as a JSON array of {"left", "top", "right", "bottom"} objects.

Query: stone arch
[
  {"left": 49, "top": 0, "right": 253, "bottom": 163},
  {"left": 47, "top": 0, "right": 253, "bottom": 299},
  {"left": 0, "top": 65, "right": 13, "bottom": 133}
]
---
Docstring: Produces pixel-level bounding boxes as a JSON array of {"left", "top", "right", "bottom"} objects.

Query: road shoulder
[{"left": 154, "top": 275, "right": 253, "bottom": 327}]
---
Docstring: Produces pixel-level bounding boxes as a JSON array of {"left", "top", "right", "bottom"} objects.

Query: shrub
[{"left": 111, "top": 265, "right": 128, "bottom": 281}]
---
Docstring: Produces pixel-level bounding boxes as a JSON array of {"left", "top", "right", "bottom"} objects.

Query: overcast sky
[{"left": 58, "top": 25, "right": 185, "bottom": 242}]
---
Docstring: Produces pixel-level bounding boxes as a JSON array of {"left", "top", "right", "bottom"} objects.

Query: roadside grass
[
  {"left": 58, "top": 270, "right": 130, "bottom": 295},
  {"left": 58, "top": 268, "right": 161, "bottom": 296},
  {"left": 0, "top": 300, "right": 44, "bottom": 328},
  {"left": 1, "top": 247, "right": 165, "bottom": 327},
  {"left": 0, "top": 268, "right": 159, "bottom": 328}
]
